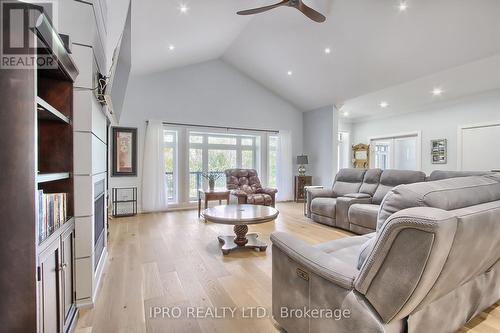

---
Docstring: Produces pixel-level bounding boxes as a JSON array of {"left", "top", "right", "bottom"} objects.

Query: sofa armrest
[
  {"left": 336, "top": 196, "right": 373, "bottom": 230},
  {"left": 344, "top": 193, "right": 372, "bottom": 199},
  {"left": 258, "top": 187, "right": 278, "bottom": 195},
  {"left": 230, "top": 189, "right": 248, "bottom": 198},
  {"left": 306, "top": 188, "right": 334, "bottom": 217},
  {"left": 271, "top": 232, "right": 358, "bottom": 289}
]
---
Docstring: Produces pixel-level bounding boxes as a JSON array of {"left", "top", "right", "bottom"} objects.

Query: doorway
[{"left": 370, "top": 133, "right": 421, "bottom": 170}]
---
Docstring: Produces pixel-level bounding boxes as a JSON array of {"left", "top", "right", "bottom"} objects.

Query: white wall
[
  {"left": 303, "top": 105, "right": 338, "bottom": 186},
  {"left": 109, "top": 59, "right": 303, "bottom": 210},
  {"left": 352, "top": 92, "right": 500, "bottom": 174}
]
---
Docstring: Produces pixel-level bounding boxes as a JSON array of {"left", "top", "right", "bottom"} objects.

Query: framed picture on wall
[
  {"left": 112, "top": 127, "right": 138, "bottom": 176},
  {"left": 431, "top": 139, "right": 447, "bottom": 164}
]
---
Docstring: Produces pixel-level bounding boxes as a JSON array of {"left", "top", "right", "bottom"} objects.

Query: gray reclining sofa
[
  {"left": 306, "top": 168, "right": 426, "bottom": 234},
  {"left": 272, "top": 174, "right": 500, "bottom": 332}
]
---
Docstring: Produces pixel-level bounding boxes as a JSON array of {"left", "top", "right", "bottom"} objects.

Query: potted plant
[{"left": 202, "top": 172, "right": 223, "bottom": 191}]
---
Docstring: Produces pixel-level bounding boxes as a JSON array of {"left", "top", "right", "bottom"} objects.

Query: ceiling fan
[{"left": 237, "top": 0, "right": 326, "bottom": 23}]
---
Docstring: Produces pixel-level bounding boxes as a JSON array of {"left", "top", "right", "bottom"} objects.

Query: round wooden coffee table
[{"left": 203, "top": 204, "right": 279, "bottom": 255}]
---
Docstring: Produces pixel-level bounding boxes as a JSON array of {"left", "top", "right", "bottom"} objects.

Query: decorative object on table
[
  {"left": 352, "top": 143, "right": 370, "bottom": 168},
  {"left": 112, "top": 127, "right": 137, "bottom": 176},
  {"left": 294, "top": 175, "right": 312, "bottom": 202},
  {"left": 431, "top": 139, "right": 447, "bottom": 164},
  {"left": 198, "top": 189, "right": 230, "bottom": 218},
  {"left": 203, "top": 204, "right": 279, "bottom": 255},
  {"left": 296, "top": 155, "right": 309, "bottom": 176},
  {"left": 112, "top": 187, "right": 137, "bottom": 217},
  {"left": 202, "top": 171, "right": 224, "bottom": 191},
  {"left": 303, "top": 185, "right": 324, "bottom": 216},
  {"left": 225, "top": 169, "right": 278, "bottom": 207}
]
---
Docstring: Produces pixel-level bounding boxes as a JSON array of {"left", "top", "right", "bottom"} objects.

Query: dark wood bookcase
[{"left": 0, "top": 2, "right": 79, "bottom": 332}]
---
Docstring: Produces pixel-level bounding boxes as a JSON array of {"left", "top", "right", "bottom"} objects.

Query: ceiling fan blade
[
  {"left": 237, "top": 0, "right": 289, "bottom": 16},
  {"left": 297, "top": 1, "right": 326, "bottom": 22}
]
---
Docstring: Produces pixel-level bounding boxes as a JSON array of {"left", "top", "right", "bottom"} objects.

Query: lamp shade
[{"left": 296, "top": 155, "right": 308, "bottom": 165}]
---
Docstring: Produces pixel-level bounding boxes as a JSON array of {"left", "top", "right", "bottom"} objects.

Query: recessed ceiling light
[
  {"left": 168, "top": 44, "right": 175, "bottom": 51},
  {"left": 432, "top": 87, "right": 443, "bottom": 96},
  {"left": 287, "top": 70, "right": 293, "bottom": 76},
  {"left": 398, "top": 1, "right": 408, "bottom": 12},
  {"left": 379, "top": 101, "right": 389, "bottom": 108},
  {"left": 179, "top": 3, "right": 189, "bottom": 14},
  {"left": 324, "top": 47, "right": 331, "bottom": 54},
  {"left": 342, "top": 111, "right": 349, "bottom": 117}
]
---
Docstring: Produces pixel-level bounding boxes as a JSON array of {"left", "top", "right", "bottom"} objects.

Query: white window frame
[
  {"left": 188, "top": 130, "right": 260, "bottom": 200},
  {"left": 164, "top": 128, "right": 179, "bottom": 203}
]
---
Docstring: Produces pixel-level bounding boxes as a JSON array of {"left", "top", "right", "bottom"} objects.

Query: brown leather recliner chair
[{"left": 225, "top": 169, "right": 278, "bottom": 207}]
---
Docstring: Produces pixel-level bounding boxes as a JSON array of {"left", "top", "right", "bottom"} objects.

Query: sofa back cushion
[
  {"left": 372, "top": 170, "right": 426, "bottom": 205},
  {"left": 377, "top": 175, "right": 500, "bottom": 229},
  {"left": 359, "top": 168, "right": 382, "bottom": 196},
  {"left": 332, "top": 168, "right": 367, "bottom": 197},
  {"left": 428, "top": 170, "right": 493, "bottom": 181},
  {"left": 225, "top": 169, "right": 262, "bottom": 191}
]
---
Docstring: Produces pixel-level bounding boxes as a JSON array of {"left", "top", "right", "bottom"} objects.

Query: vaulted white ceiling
[{"left": 128, "top": 0, "right": 500, "bottom": 111}]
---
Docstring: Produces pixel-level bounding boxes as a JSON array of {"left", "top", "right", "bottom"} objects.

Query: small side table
[
  {"left": 198, "top": 189, "right": 230, "bottom": 218},
  {"left": 294, "top": 176, "right": 312, "bottom": 202},
  {"left": 303, "top": 185, "right": 324, "bottom": 216}
]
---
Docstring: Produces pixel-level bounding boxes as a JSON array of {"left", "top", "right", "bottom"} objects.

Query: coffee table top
[{"left": 203, "top": 204, "right": 279, "bottom": 225}]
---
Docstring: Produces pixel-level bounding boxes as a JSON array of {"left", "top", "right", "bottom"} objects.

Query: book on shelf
[{"left": 38, "top": 191, "right": 68, "bottom": 243}]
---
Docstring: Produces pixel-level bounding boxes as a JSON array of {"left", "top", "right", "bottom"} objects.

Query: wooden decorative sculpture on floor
[{"left": 352, "top": 144, "right": 370, "bottom": 168}]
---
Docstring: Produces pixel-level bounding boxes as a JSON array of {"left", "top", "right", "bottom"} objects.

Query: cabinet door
[
  {"left": 61, "top": 227, "right": 75, "bottom": 330},
  {"left": 39, "top": 240, "right": 61, "bottom": 333}
]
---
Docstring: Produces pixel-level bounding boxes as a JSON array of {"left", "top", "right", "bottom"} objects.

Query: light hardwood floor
[{"left": 76, "top": 202, "right": 500, "bottom": 333}]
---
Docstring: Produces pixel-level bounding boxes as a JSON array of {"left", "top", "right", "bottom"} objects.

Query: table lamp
[{"left": 296, "top": 155, "right": 308, "bottom": 176}]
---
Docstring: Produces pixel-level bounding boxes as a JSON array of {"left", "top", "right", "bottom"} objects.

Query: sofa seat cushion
[
  {"left": 348, "top": 204, "right": 380, "bottom": 230},
  {"left": 311, "top": 198, "right": 337, "bottom": 218},
  {"left": 314, "top": 234, "right": 374, "bottom": 270},
  {"left": 247, "top": 193, "right": 272, "bottom": 206}
]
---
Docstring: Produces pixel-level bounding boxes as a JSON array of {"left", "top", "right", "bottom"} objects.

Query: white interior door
[
  {"left": 394, "top": 136, "right": 418, "bottom": 170},
  {"left": 461, "top": 124, "right": 500, "bottom": 171}
]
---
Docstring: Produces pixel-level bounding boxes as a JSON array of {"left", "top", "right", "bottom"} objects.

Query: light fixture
[
  {"left": 432, "top": 87, "right": 443, "bottom": 96},
  {"left": 287, "top": 70, "right": 293, "bottom": 76},
  {"left": 398, "top": 1, "right": 408, "bottom": 12},
  {"left": 324, "top": 47, "right": 331, "bottom": 54},
  {"left": 379, "top": 101, "right": 389, "bottom": 108},
  {"left": 342, "top": 111, "right": 349, "bottom": 117},
  {"left": 179, "top": 3, "right": 189, "bottom": 13},
  {"left": 168, "top": 44, "right": 175, "bottom": 51}
]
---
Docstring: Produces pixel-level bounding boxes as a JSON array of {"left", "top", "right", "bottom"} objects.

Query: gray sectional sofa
[
  {"left": 272, "top": 174, "right": 500, "bottom": 333},
  {"left": 306, "top": 168, "right": 426, "bottom": 234}
]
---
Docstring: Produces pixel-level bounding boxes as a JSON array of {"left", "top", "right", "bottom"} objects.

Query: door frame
[
  {"left": 368, "top": 131, "right": 422, "bottom": 171},
  {"left": 457, "top": 121, "right": 500, "bottom": 171}
]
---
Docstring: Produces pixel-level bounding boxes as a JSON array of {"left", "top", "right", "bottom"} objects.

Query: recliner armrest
[
  {"left": 258, "top": 187, "right": 278, "bottom": 195},
  {"left": 230, "top": 189, "right": 248, "bottom": 198},
  {"left": 271, "top": 232, "right": 358, "bottom": 289}
]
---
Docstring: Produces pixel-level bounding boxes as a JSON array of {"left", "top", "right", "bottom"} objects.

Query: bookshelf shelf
[
  {"left": 37, "top": 97, "right": 71, "bottom": 124},
  {"left": 37, "top": 172, "right": 71, "bottom": 184},
  {"left": 37, "top": 217, "right": 74, "bottom": 252}
]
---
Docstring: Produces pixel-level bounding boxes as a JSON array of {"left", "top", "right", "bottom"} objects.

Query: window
[
  {"left": 268, "top": 135, "right": 279, "bottom": 188},
  {"left": 164, "top": 129, "right": 178, "bottom": 202},
  {"left": 188, "top": 132, "right": 259, "bottom": 200}
]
